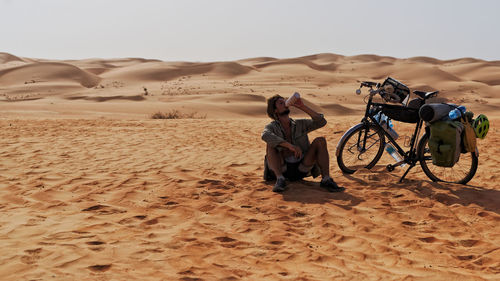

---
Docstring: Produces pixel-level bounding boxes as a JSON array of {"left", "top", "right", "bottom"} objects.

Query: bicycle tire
[
  {"left": 417, "top": 133, "right": 478, "bottom": 184},
  {"left": 337, "top": 123, "right": 385, "bottom": 174}
]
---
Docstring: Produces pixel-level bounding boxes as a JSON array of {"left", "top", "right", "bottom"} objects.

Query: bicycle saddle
[{"left": 413, "top": 90, "right": 439, "bottom": 100}]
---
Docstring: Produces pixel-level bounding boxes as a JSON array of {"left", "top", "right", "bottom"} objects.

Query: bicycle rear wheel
[
  {"left": 417, "top": 133, "right": 478, "bottom": 184},
  {"left": 337, "top": 123, "right": 385, "bottom": 174}
]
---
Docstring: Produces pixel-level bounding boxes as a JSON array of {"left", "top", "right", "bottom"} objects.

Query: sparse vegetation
[{"left": 151, "top": 110, "right": 206, "bottom": 119}]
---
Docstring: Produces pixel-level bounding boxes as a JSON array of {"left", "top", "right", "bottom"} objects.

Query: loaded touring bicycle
[{"left": 335, "top": 77, "right": 485, "bottom": 184}]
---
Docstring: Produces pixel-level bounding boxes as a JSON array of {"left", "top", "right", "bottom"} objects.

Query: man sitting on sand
[{"left": 262, "top": 94, "right": 344, "bottom": 193}]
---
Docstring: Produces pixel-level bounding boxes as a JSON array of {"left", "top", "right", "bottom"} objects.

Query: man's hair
[{"left": 267, "top": 94, "right": 283, "bottom": 120}]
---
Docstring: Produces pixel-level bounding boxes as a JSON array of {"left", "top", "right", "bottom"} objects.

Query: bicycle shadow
[
  {"left": 343, "top": 169, "right": 500, "bottom": 215},
  {"left": 406, "top": 179, "right": 500, "bottom": 215},
  {"left": 266, "top": 179, "right": 365, "bottom": 210}
]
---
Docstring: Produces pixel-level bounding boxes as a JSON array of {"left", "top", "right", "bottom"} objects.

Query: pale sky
[{"left": 1, "top": 0, "right": 499, "bottom": 62}]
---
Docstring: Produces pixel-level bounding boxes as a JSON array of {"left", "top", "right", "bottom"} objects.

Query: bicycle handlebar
[
  {"left": 358, "top": 81, "right": 392, "bottom": 100},
  {"left": 360, "top": 81, "right": 378, "bottom": 88}
]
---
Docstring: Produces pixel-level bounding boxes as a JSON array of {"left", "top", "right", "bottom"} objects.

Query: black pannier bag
[
  {"left": 381, "top": 104, "right": 420, "bottom": 123},
  {"left": 381, "top": 77, "right": 410, "bottom": 104}
]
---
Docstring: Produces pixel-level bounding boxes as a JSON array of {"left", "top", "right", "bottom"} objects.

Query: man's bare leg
[
  {"left": 302, "top": 137, "right": 329, "bottom": 177},
  {"left": 266, "top": 144, "right": 287, "bottom": 192},
  {"left": 266, "top": 144, "right": 284, "bottom": 178},
  {"left": 302, "top": 137, "right": 344, "bottom": 192}
]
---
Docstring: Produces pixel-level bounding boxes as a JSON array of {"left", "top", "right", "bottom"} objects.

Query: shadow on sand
[
  {"left": 264, "top": 179, "right": 365, "bottom": 210},
  {"left": 344, "top": 169, "right": 500, "bottom": 215},
  {"left": 406, "top": 179, "right": 500, "bottom": 215},
  {"left": 263, "top": 169, "right": 500, "bottom": 215}
]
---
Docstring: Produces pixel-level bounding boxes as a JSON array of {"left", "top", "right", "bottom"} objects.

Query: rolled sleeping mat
[{"left": 419, "top": 103, "right": 456, "bottom": 123}]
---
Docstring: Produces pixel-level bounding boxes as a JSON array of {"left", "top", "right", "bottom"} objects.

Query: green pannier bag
[{"left": 428, "top": 121, "right": 464, "bottom": 167}]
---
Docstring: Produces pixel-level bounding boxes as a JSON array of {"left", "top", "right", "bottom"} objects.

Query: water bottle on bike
[
  {"left": 385, "top": 143, "right": 407, "bottom": 167},
  {"left": 374, "top": 112, "right": 398, "bottom": 140},
  {"left": 374, "top": 111, "right": 405, "bottom": 167},
  {"left": 448, "top": 105, "right": 466, "bottom": 120}
]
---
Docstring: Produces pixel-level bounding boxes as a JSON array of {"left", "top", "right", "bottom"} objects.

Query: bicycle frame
[{"left": 358, "top": 89, "right": 426, "bottom": 181}]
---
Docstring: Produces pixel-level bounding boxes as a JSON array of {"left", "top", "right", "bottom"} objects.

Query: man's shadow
[{"left": 264, "top": 179, "right": 365, "bottom": 210}]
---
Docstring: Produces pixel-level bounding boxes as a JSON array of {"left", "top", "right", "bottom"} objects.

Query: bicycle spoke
[{"left": 337, "top": 125, "right": 384, "bottom": 174}]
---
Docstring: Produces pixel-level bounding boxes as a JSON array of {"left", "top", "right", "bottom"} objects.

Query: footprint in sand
[
  {"left": 118, "top": 215, "right": 147, "bottom": 225},
  {"left": 198, "top": 178, "right": 233, "bottom": 191},
  {"left": 433, "top": 193, "right": 459, "bottom": 205},
  {"left": 88, "top": 264, "right": 112, "bottom": 272},
  {"left": 197, "top": 179, "right": 223, "bottom": 185},
  {"left": 81, "top": 204, "right": 126, "bottom": 215},
  {"left": 86, "top": 240, "right": 106, "bottom": 251},
  {"left": 292, "top": 211, "right": 307, "bottom": 218},
  {"left": 86, "top": 241, "right": 105, "bottom": 245},
  {"left": 214, "top": 236, "right": 236, "bottom": 243},
  {"left": 199, "top": 204, "right": 216, "bottom": 212},
  {"left": 207, "top": 191, "right": 226, "bottom": 197},
  {"left": 458, "top": 239, "right": 479, "bottom": 247},
  {"left": 418, "top": 236, "right": 437, "bottom": 243},
  {"left": 428, "top": 212, "right": 448, "bottom": 220},
  {"left": 455, "top": 255, "right": 476, "bottom": 261},
  {"left": 213, "top": 236, "right": 249, "bottom": 249},
  {"left": 21, "top": 248, "right": 42, "bottom": 264},
  {"left": 143, "top": 217, "right": 161, "bottom": 225}
]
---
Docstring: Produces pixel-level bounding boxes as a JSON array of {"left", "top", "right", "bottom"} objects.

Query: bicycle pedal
[{"left": 386, "top": 164, "right": 395, "bottom": 172}]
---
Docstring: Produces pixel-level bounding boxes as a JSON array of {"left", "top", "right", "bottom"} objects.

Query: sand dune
[
  {"left": 0, "top": 62, "right": 100, "bottom": 88},
  {"left": 348, "top": 54, "right": 397, "bottom": 63},
  {"left": 253, "top": 57, "right": 338, "bottom": 72},
  {"left": 406, "top": 56, "right": 444, "bottom": 64},
  {"left": 0, "top": 52, "right": 25, "bottom": 64},
  {"left": 1, "top": 51, "right": 499, "bottom": 118},
  {"left": 237, "top": 56, "right": 278, "bottom": 64},
  {"left": 0, "top": 52, "right": 499, "bottom": 280},
  {"left": 300, "top": 53, "right": 345, "bottom": 63},
  {"left": 392, "top": 63, "right": 463, "bottom": 84},
  {"left": 444, "top": 63, "right": 500, "bottom": 86},
  {"left": 102, "top": 61, "right": 255, "bottom": 83}
]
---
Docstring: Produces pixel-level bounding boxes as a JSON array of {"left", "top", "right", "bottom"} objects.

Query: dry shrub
[{"left": 151, "top": 110, "right": 206, "bottom": 119}]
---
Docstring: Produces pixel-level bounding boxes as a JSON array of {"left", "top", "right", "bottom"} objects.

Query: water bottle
[
  {"left": 448, "top": 106, "right": 466, "bottom": 120},
  {"left": 385, "top": 143, "right": 406, "bottom": 167},
  {"left": 386, "top": 119, "right": 399, "bottom": 140},
  {"left": 285, "top": 92, "right": 300, "bottom": 107},
  {"left": 374, "top": 112, "right": 399, "bottom": 140}
]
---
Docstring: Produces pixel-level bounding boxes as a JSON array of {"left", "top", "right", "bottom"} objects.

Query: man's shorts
[
  {"left": 283, "top": 161, "right": 310, "bottom": 181},
  {"left": 263, "top": 156, "right": 313, "bottom": 182}
]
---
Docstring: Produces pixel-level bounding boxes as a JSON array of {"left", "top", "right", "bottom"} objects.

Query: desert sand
[{"left": 0, "top": 52, "right": 499, "bottom": 280}]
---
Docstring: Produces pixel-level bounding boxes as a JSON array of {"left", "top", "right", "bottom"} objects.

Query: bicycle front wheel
[
  {"left": 417, "top": 133, "right": 478, "bottom": 184},
  {"left": 337, "top": 123, "right": 385, "bottom": 174}
]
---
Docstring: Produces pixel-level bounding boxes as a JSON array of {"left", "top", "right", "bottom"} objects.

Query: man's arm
[
  {"left": 293, "top": 97, "right": 327, "bottom": 130},
  {"left": 261, "top": 123, "right": 286, "bottom": 148},
  {"left": 262, "top": 124, "right": 303, "bottom": 158},
  {"left": 294, "top": 98, "right": 322, "bottom": 121}
]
